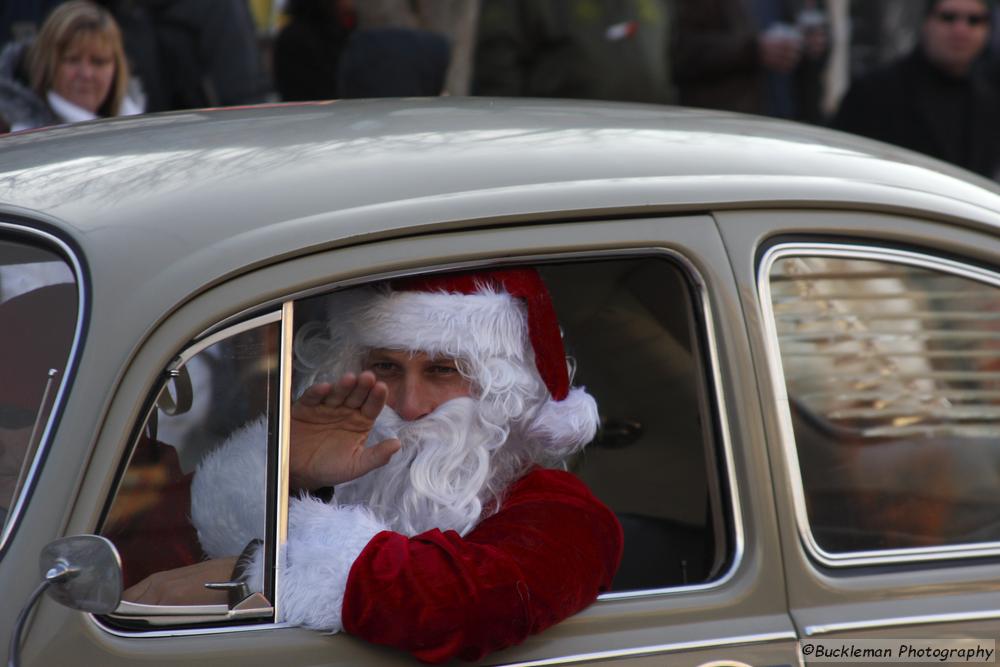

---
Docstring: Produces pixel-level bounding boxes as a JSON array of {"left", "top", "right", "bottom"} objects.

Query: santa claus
[{"left": 125, "top": 268, "right": 623, "bottom": 663}]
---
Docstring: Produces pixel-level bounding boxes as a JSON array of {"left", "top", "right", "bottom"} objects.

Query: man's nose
[{"left": 393, "top": 376, "right": 434, "bottom": 421}]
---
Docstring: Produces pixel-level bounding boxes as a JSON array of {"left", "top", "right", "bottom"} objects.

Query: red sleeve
[{"left": 341, "top": 469, "right": 623, "bottom": 663}]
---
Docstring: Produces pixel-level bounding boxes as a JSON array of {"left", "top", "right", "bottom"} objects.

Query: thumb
[{"left": 357, "top": 437, "right": 402, "bottom": 476}]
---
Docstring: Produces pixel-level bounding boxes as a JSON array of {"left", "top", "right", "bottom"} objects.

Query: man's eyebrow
[{"left": 426, "top": 356, "right": 460, "bottom": 365}]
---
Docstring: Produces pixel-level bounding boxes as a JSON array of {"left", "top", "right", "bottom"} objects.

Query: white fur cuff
[{"left": 277, "top": 496, "right": 389, "bottom": 632}]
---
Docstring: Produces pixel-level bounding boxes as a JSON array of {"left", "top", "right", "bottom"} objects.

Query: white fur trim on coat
[
  {"left": 190, "top": 416, "right": 268, "bottom": 558},
  {"left": 273, "top": 497, "right": 389, "bottom": 631}
]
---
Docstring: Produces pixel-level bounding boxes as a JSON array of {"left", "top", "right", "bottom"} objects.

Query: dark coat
[
  {"left": 672, "top": 0, "right": 827, "bottom": 121},
  {"left": 473, "top": 0, "right": 674, "bottom": 104},
  {"left": 832, "top": 49, "right": 1000, "bottom": 179},
  {"left": 0, "top": 41, "right": 56, "bottom": 132}
]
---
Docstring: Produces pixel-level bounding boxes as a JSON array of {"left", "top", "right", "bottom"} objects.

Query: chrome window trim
[
  {"left": 804, "top": 609, "right": 1000, "bottom": 636},
  {"left": 173, "top": 311, "right": 281, "bottom": 369},
  {"left": 274, "top": 301, "right": 294, "bottom": 622},
  {"left": 494, "top": 631, "right": 798, "bottom": 667},
  {"left": 0, "top": 222, "right": 87, "bottom": 557},
  {"left": 99, "top": 241, "right": 747, "bottom": 641},
  {"left": 91, "top": 613, "right": 296, "bottom": 639},
  {"left": 758, "top": 242, "right": 1000, "bottom": 567}
]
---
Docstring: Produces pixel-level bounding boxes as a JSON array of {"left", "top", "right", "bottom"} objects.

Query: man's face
[
  {"left": 365, "top": 349, "right": 472, "bottom": 421},
  {"left": 922, "top": 0, "right": 991, "bottom": 75}
]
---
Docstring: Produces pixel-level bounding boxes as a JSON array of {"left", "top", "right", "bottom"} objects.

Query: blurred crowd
[{"left": 1, "top": 0, "right": 1000, "bottom": 179}]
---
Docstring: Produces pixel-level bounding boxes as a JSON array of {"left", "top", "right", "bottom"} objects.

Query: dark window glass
[{"left": 0, "top": 239, "right": 77, "bottom": 534}]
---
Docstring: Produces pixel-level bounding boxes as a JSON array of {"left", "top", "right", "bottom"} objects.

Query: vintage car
[{"left": 3, "top": 98, "right": 1000, "bottom": 666}]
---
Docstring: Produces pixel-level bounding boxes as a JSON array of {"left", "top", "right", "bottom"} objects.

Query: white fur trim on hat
[
  {"left": 355, "top": 288, "right": 530, "bottom": 365},
  {"left": 525, "top": 387, "right": 600, "bottom": 453}
]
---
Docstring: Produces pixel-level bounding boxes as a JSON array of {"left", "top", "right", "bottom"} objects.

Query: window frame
[
  {"left": 274, "top": 247, "right": 748, "bottom": 603},
  {"left": 0, "top": 222, "right": 87, "bottom": 560},
  {"left": 758, "top": 240, "right": 1000, "bottom": 567}
]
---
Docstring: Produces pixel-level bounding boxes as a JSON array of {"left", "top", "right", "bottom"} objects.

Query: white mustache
[
  {"left": 339, "top": 396, "right": 497, "bottom": 536},
  {"left": 368, "top": 397, "right": 479, "bottom": 448}
]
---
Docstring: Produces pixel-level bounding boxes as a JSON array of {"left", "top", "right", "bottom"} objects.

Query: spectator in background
[
  {"left": 0, "top": 0, "right": 64, "bottom": 51},
  {"left": 0, "top": 0, "right": 142, "bottom": 133},
  {"left": 847, "top": 0, "right": 924, "bottom": 79},
  {"left": 337, "top": 27, "right": 450, "bottom": 98},
  {"left": 473, "top": 0, "right": 674, "bottom": 104},
  {"left": 673, "top": 0, "right": 829, "bottom": 122},
  {"left": 355, "top": 0, "right": 479, "bottom": 96},
  {"left": 831, "top": 0, "right": 1000, "bottom": 178},
  {"left": 101, "top": 0, "right": 270, "bottom": 112},
  {"left": 273, "top": 0, "right": 355, "bottom": 102}
]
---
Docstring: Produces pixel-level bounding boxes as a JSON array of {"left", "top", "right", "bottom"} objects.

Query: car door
[
  {"left": 721, "top": 208, "right": 1000, "bottom": 664},
  {"left": 13, "top": 215, "right": 799, "bottom": 666}
]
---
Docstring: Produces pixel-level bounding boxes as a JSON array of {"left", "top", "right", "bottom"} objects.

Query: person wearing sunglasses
[{"left": 832, "top": 0, "right": 1000, "bottom": 179}]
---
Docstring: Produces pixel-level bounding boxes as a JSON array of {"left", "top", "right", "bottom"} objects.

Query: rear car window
[{"left": 764, "top": 248, "right": 1000, "bottom": 557}]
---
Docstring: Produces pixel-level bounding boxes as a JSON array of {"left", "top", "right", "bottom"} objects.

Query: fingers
[
  {"left": 357, "top": 437, "right": 402, "bottom": 477},
  {"left": 360, "top": 380, "right": 388, "bottom": 420},
  {"left": 297, "top": 383, "right": 333, "bottom": 407},
  {"left": 343, "top": 371, "right": 376, "bottom": 409},
  {"left": 322, "top": 372, "right": 383, "bottom": 412}
]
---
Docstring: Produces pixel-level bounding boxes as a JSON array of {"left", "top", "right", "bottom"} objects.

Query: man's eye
[
  {"left": 370, "top": 362, "right": 398, "bottom": 373},
  {"left": 429, "top": 365, "right": 458, "bottom": 375}
]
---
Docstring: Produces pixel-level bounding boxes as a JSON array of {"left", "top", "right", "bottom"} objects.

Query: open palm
[{"left": 289, "top": 371, "right": 401, "bottom": 490}]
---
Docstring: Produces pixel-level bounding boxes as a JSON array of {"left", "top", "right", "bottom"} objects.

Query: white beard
[{"left": 331, "top": 397, "right": 509, "bottom": 536}]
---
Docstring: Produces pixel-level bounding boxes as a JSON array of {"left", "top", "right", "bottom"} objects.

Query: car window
[
  {"left": 101, "top": 316, "right": 279, "bottom": 626},
  {"left": 765, "top": 249, "right": 1000, "bottom": 556},
  {"left": 292, "top": 257, "right": 733, "bottom": 594},
  {"left": 0, "top": 237, "right": 78, "bottom": 538}
]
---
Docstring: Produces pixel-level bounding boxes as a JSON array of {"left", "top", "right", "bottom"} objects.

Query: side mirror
[
  {"left": 8, "top": 535, "right": 122, "bottom": 667},
  {"left": 39, "top": 535, "right": 122, "bottom": 613}
]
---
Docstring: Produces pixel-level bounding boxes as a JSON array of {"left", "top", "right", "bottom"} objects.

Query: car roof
[{"left": 1, "top": 97, "right": 999, "bottom": 340}]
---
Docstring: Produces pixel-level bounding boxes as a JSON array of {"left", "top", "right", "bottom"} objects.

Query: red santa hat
[{"left": 340, "top": 267, "right": 599, "bottom": 452}]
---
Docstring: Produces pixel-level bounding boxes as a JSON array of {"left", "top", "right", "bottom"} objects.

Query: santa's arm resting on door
[{"left": 187, "top": 268, "right": 624, "bottom": 662}]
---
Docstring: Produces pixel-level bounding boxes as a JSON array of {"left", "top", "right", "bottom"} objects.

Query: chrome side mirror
[{"left": 8, "top": 535, "right": 122, "bottom": 667}]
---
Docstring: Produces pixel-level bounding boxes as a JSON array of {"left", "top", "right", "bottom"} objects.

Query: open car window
[
  {"left": 0, "top": 236, "right": 78, "bottom": 545},
  {"left": 290, "top": 256, "right": 734, "bottom": 595},
  {"left": 763, "top": 246, "right": 1000, "bottom": 561}
]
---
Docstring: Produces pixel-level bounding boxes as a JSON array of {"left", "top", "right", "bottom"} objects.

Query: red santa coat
[
  {"left": 343, "top": 468, "right": 623, "bottom": 663},
  {"left": 190, "top": 418, "right": 622, "bottom": 663}
]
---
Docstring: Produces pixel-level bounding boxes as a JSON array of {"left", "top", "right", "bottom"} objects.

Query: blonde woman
[{"left": 0, "top": 1, "right": 142, "bottom": 132}]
